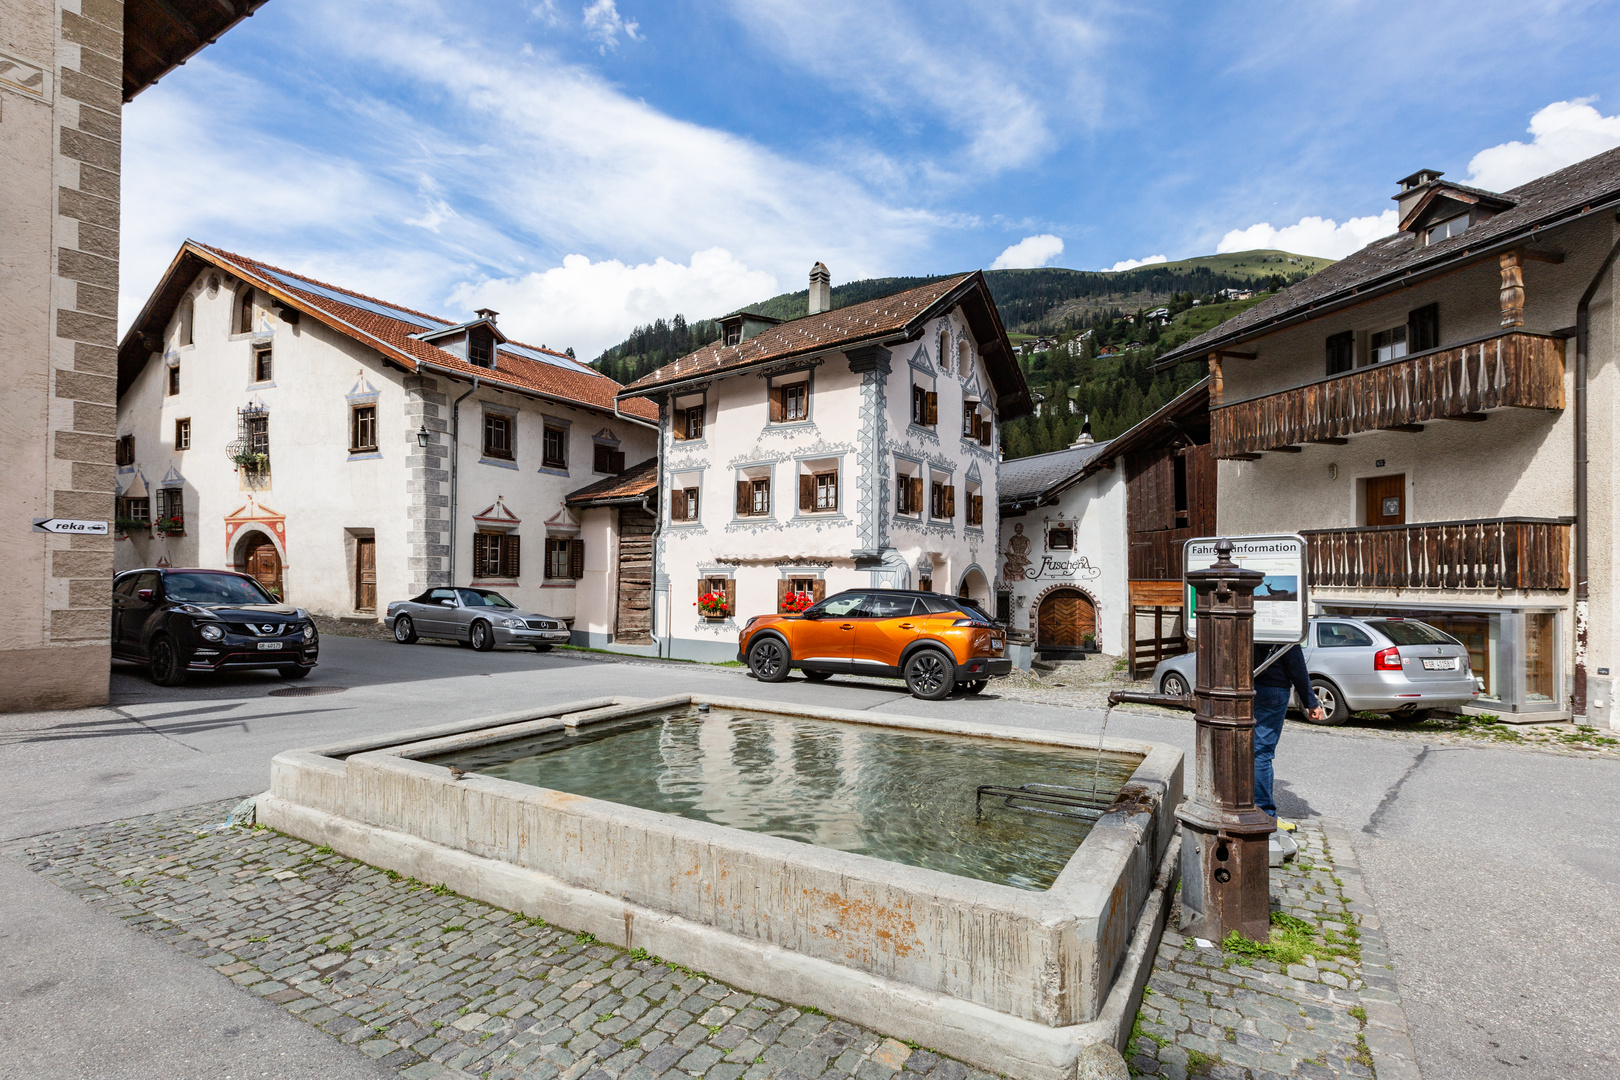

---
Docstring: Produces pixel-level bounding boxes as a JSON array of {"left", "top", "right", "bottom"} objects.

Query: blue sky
[{"left": 120, "top": 0, "right": 1620, "bottom": 358}]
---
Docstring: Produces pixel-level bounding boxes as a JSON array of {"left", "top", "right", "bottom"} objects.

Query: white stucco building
[
  {"left": 114, "top": 242, "right": 657, "bottom": 624},
  {"left": 616, "top": 267, "right": 1032, "bottom": 661}
]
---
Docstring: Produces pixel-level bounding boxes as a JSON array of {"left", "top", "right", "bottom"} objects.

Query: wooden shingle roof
[{"left": 565, "top": 458, "right": 659, "bottom": 507}]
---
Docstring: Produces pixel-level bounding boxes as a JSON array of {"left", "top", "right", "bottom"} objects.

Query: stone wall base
[{"left": 0, "top": 643, "right": 110, "bottom": 711}]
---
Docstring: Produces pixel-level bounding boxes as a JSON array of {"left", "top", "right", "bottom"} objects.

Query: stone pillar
[
  {"left": 403, "top": 375, "right": 449, "bottom": 593},
  {"left": 0, "top": 0, "right": 124, "bottom": 709},
  {"left": 1177, "top": 539, "right": 1273, "bottom": 943}
]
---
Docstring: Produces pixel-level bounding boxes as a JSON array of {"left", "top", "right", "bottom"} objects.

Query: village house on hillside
[
  {"left": 616, "top": 264, "right": 1032, "bottom": 661},
  {"left": 114, "top": 242, "right": 657, "bottom": 627},
  {"left": 1158, "top": 149, "right": 1620, "bottom": 724}
]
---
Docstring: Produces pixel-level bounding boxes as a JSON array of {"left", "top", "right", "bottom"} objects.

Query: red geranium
[
  {"left": 780, "top": 591, "right": 814, "bottom": 614},
  {"left": 698, "top": 590, "right": 729, "bottom": 617}
]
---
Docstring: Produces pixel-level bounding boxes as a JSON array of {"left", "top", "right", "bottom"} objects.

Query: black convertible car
[{"left": 111, "top": 567, "right": 319, "bottom": 686}]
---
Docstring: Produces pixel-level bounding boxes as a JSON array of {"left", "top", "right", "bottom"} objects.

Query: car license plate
[
  {"left": 1422, "top": 657, "right": 1456, "bottom": 670},
  {"left": 257, "top": 641, "right": 284, "bottom": 651}
]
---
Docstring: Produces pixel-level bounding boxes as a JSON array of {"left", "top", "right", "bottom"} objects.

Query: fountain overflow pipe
[
  {"left": 1573, "top": 217, "right": 1620, "bottom": 722},
  {"left": 447, "top": 376, "right": 479, "bottom": 587}
]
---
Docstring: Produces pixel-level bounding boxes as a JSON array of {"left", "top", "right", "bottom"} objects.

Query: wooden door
[
  {"left": 246, "top": 540, "right": 283, "bottom": 600},
  {"left": 1365, "top": 475, "right": 1406, "bottom": 526},
  {"left": 355, "top": 537, "right": 376, "bottom": 612},
  {"left": 614, "top": 508, "right": 654, "bottom": 643},
  {"left": 1038, "top": 589, "right": 1096, "bottom": 648}
]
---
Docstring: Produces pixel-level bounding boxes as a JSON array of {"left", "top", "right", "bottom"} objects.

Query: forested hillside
[{"left": 593, "top": 250, "right": 1327, "bottom": 456}]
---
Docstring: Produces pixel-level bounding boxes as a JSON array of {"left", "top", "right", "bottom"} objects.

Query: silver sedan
[
  {"left": 385, "top": 588, "right": 572, "bottom": 652},
  {"left": 1150, "top": 615, "right": 1479, "bottom": 724}
]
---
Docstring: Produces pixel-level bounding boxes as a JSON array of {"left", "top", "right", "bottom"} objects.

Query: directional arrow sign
[{"left": 33, "top": 517, "right": 109, "bottom": 535}]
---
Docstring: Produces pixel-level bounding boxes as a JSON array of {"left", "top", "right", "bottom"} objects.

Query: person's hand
[{"left": 1308, "top": 705, "right": 1325, "bottom": 722}]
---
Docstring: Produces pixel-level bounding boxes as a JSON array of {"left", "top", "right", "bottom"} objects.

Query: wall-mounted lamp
[{"left": 417, "top": 424, "right": 431, "bottom": 447}]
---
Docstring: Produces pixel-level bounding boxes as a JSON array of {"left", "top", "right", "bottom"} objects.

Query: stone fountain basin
[{"left": 257, "top": 695, "right": 1182, "bottom": 1080}]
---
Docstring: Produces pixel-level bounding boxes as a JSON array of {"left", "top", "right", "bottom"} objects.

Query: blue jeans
[{"left": 1252, "top": 683, "right": 1290, "bottom": 819}]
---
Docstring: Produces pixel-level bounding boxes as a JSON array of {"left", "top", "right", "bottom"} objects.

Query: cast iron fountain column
[{"left": 1109, "top": 537, "right": 1272, "bottom": 942}]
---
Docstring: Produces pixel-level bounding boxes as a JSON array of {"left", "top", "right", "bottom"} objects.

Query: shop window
[
  {"left": 1524, "top": 612, "right": 1557, "bottom": 704},
  {"left": 174, "top": 418, "right": 191, "bottom": 451},
  {"left": 483, "top": 413, "right": 513, "bottom": 460},
  {"left": 543, "top": 424, "right": 567, "bottom": 469},
  {"left": 350, "top": 405, "right": 377, "bottom": 453},
  {"left": 474, "top": 531, "right": 520, "bottom": 578}
]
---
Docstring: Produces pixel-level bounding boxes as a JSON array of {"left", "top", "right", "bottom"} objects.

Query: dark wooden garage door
[{"left": 1038, "top": 589, "right": 1096, "bottom": 649}]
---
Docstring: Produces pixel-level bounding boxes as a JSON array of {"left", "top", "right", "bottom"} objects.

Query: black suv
[{"left": 112, "top": 568, "right": 319, "bottom": 686}]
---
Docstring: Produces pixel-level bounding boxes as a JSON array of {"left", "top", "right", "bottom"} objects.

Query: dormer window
[
  {"left": 724, "top": 324, "right": 742, "bottom": 347},
  {"left": 1425, "top": 214, "right": 1469, "bottom": 245},
  {"left": 469, "top": 327, "right": 495, "bottom": 368}
]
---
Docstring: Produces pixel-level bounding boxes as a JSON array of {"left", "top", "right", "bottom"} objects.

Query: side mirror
[
  {"left": 440, "top": 599, "right": 457, "bottom": 606},
  {"left": 137, "top": 589, "right": 154, "bottom": 601}
]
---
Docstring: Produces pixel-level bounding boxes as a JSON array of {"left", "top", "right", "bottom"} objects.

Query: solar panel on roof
[
  {"left": 500, "top": 342, "right": 599, "bottom": 374},
  {"left": 260, "top": 270, "right": 446, "bottom": 331}
]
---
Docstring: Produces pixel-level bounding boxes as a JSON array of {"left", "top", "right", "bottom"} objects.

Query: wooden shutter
[
  {"left": 925, "top": 391, "right": 938, "bottom": 426},
  {"left": 910, "top": 476, "right": 923, "bottom": 514},
  {"left": 723, "top": 578, "right": 736, "bottom": 616},
  {"left": 777, "top": 579, "right": 790, "bottom": 612},
  {"left": 503, "top": 534, "right": 521, "bottom": 578},
  {"left": 813, "top": 579, "right": 826, "bottom": 602},
  {"left": 670, "top": 490, "right": 685, "bottom": 522},
  {"left": 473, "top": 534, "right": 488, "bottom": 577},
  {"left": 769, "top": 387, "right": 784, "bottom": 423},
  {"left": 972, "top": 493, "right": 983, "bottom": 525},
  {"left": 979, "top": 417, "right": 993, "bottom": 446},
  {"left": 1407, "top": 303, "right": 1440, "bottom": 353},
  {"left": 945, "top": 485, "right": 956, "bottom": 518},
  {"left": 800, "top": 474, "right": 814, "bottom": 511},
  {"left": 570, "top": 538, "right": 585, "bottom": 579},
  {"left": 737, "top": 480, "right": 751, "bottom": 515}
]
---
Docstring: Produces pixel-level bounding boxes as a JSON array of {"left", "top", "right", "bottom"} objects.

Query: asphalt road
[{"left": 1, "top": 636, "right": 1615, "bottom": 1080}]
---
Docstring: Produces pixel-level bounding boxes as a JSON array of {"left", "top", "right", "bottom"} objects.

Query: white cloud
[
  {"left": 453, "top": 248, "right": 777, "bottom": 359},
  {"left": 991, "top": 234, "right": 1065, "bottom": 270},
  {"left": 581, "top": 0, "right": 640, "bottom": 51},
  {"left": 1103, "top": 254, "right": 1168, "bottom": 272},
  {"left": 1466, "top": 99, "right": 1620, "bottom": 192},
  {"left": 1216, "top": 212, "right": 1397, "bottom": 260}
]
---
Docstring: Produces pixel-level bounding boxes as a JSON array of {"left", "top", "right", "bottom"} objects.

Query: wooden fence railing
[
  {"left": 1212, "top": 331, "right": 1565, "bottom": 458},
  {"left": 1303, "top": 518, "right": 1571, "bottom": 591}
]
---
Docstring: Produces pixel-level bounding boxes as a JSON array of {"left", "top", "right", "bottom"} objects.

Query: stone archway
[
  {"left": 1035, "top": 585, "right": 1098, "bottom": 654},
  {"left": 233, "top": 529, "right": 284, "bottom": 601},
  {"left": 956, "top": 564, "right": 990, "bottom": 605}
]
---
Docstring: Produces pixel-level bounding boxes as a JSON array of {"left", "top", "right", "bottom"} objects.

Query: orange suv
[{"left": 738, "top": 589, "right": 1010, "bottom": 700}]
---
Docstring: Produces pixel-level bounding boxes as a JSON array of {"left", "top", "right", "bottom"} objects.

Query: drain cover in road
[{"left": 268, "top": 686, "right": 348, "bottom": 697}]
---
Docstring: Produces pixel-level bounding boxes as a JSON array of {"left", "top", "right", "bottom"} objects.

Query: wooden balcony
[
  {"left": 1303, "top": 517, "right": 1571, "bottom": 592},
  {"left": 1212, "top": 331, "right": 1564, "bottom": 459}
]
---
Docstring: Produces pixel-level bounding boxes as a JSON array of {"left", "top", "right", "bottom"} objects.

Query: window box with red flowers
[
  {"left": 779, "top": 591, "right": 814, "bottom": 615},
  {"left": 697, "top": 576, "right": 735, "bottom": 620}
]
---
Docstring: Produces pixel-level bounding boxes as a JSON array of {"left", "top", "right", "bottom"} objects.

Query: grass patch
[
  {"left": 1186, "top": 1048, "right": 1221, "bottom": 1076},
  {"left": 1349, "top": 1005, "right": 1367, "bottom": 1023},
  {"left": 430, "top": 882, "right": 454, "bottom": 897},
  {"left": 443, "top": 925, "right": 466, "bottom": 933},
  {"left": 1354, "top": 1033, "right": 1375, "bottom": 1067},
  {"left": 248, "top": 935, "right": 268, "bottom": 943},
  {"left": 314, "top": 844, "right": 334, "bottom": 855},
  {"left": 1222, "top": 911, "right": 1358, "bottom": 968},
  {"left": 575, "top": 931, "right": 598, "bottom": 946}
]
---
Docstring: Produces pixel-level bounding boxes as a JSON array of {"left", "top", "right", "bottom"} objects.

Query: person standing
[{"left": 1251, "top": 642, "right": 1323, "bottom": 821}]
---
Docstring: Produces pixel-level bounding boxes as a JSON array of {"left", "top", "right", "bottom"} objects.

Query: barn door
[{"left": 355, "top": 537, "right": 377, "bottom": 612}]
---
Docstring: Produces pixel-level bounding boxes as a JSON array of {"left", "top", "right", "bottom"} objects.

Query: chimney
[
  {"left": 808, "top": 262, "right": 831, "bottom": 315},
  {"left": 1393, "top": 169, "right": 1443, "bottom": 228},
  {"left": 475, "top": 308, "right": 500, "bottom": 325},
  {"left": 1070, "top": 414, "right": 1094, "bottom": 447}
]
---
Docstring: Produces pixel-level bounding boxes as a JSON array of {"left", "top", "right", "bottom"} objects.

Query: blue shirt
[{"left": 1254, "top": 643, "right": 1318, "bottom": 709}]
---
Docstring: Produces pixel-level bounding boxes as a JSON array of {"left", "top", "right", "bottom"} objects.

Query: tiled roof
[
  {"left": 565, "top": 458, "right": 659, "bottom": 506},
  {"left": 621, "top": 274, "right": 975, "bottom": 395},
  {"left": 1159, "top": 146, "right": 1620, "bottom": 367},
  {"left": 120, "top": 242, "right": 656, "bottom": 421},
  {"left": 998, "top": 441, "right": 1113, "bottom": 503}
]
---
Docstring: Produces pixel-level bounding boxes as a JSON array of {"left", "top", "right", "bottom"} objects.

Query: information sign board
[{"left": 1183, "top": 534, "right": 1308, "bottom": 644}]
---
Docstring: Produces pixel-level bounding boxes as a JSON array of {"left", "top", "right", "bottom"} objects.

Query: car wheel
[
  {"left": 532, "top": 643, "right": 552, "bottom": 653},
  {"left": 394, "top": 615, "right": 418, "bottom": 644},
  {"left": 904, "top": 649, "right": 955, "bottom": 701},
  {"left": 963, "top": 679, "right": 987, "bottom": 695},
  {"left": 149, "top": 636, "right": 188, "bottom": 687},
  {"left": 470, "top": 621, "right": 494, "bottom": 652},
  {"left": 803, "top": 670, "right": 833, "bottom": 683},
  {"left": 1161, "top": 671, "right": 1191, "bottom": 697},
  {"left": 1308, "top": 678, "right": 1349, "bottom": 725},
  {"left": 278, "top": 665, "right": 312, "bottom": 679},
  {"left": 747, "top": 637, "right": 791, "bottom": 682}
]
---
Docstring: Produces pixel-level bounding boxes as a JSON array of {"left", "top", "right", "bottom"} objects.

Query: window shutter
[
  {"left": 925, "top": 391, "right": 938, "bottom": 426},
  {"left": 504, "top": 534, "right": 521, "bottom": 578},
  {"left": 972, "top": 494, "right": 984, "bottom": 525},
  {"left": 670, "top": 490, "right": 685, "bottom": 522},
  {"left": 736, "top": 480, "right": 751, "bottom": 515},
  {"left": 813, "top": 579, "right": 826, "bottom": 603},
  {"left": 777, "top": 579, "right": 790, "bottom": 612},
  {"left": 473, "top": 534, "right": 487, "bottom": 577},
  {"left": 910, "top": 476, "right": 923, "bottom": 514},
  {"left": 609, "top": 449, "right": 625, "bottom": 473},
  {"left": 800, "top": 474, "right": 813, "bottom": 511},
  {"left": 980, "top": 418, "right": 993, "bottom": 446},
  {"left": 945, "top": 485, "right": 956, "bottom": 518},
  {"left": 769, "top": 387, "right": 784, "bottom": 423},
  {"left": 570, "top": 538, "right": 584, "bottom": 579},
  {"left": 723, "top": 578, "right": 736, "bottom": 616}
]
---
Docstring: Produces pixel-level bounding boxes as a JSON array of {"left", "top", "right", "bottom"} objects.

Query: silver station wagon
[
  {"left": 385, "top": 588, "right": 571, "bottom": 652},
  {"left": 1151, "top": 615, "right": 1479, "bottom": 724}
]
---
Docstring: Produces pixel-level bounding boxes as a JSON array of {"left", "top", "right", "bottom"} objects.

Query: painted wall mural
[{"left": 1001, "top": 522, "right": 1101, "bottom": 581}]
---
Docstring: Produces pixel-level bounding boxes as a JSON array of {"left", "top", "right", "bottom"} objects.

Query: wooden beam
[
  {"left": 1215, "top": 349, "right": 1257, "bottom": 360},
  {"left": 1207, "top": 354, "right": 1223, "bottom": 407},
  {"left": 1266, "top": 445, "right": 1303, "bottom": 453},
  {"left": 1229, "top": 453, "right": 1262, "bottom": 461},
  {"left": 1521, "top": 249, "right": 1564, "bottom": 264},
  {"left": 1382, "top": 423, "right": 1426, "bottom": 433},
  {"left": 1310, "top": 437, "right": 1350, "bottom": 445},
  {"left": 148, "top": 0, "right": 205, "bottom": 45},
  {"left": 1440, "top": 413, "right": 1488, "bottom": 422}
]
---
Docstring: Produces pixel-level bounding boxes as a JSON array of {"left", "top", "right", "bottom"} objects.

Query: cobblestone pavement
[
  {"left": 2, "top": 803, "right": 996, "bottom": 1080},
  {"left": 1126, "top": 822, "right": 1417, "bottom": 1080}
]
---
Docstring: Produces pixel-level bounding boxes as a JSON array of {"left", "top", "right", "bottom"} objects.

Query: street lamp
[{"left": 417, "top": 424, "right": 431, "bottom": 448}]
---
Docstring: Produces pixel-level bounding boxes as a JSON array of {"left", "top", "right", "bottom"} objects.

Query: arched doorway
[
  {"left": 1038, "top": 588, "right": 1096, "bottom": 654},
  {"left": 956, "top": 565, "right": 990, "bottom": 606},
  {"left": 235, "top": 531, "right": 284, "bottom": 601}
]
